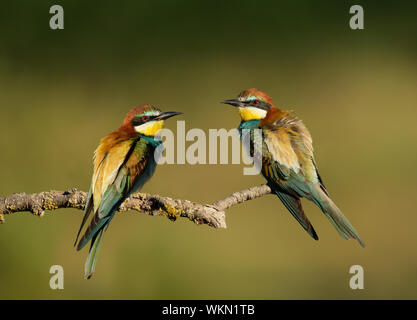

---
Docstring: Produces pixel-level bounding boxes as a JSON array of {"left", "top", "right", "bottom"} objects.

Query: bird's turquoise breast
[
  {"left": 238, "top": 119, "right": 261, "bottom": 141},
  {"left": 238, "top": 120, "right": 261, "bottom": 133},
  {"left": 139, "top": 134, "right": 163, "bottom": 147},
  {"left": 238, "top": 119, "right": 263, "bottom": 160}
]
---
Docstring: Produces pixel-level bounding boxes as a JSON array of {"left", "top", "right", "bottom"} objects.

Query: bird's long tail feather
[
  {"left": 311, "top": 185, "right": 365, "bottom": 247},
  {"left": 84, "top": 228, "right": 105, "bottom": 279}
]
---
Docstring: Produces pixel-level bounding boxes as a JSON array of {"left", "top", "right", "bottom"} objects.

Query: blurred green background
[{"left": 1, "top": 0, "right": 416, "bottom": 299}]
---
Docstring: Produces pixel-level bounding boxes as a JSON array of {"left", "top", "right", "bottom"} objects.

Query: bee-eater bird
[
  {"left": 74, "top": 105, "right": 182, "bottom": 279},
  {"left": 221, "top": 88, "right": 364, "bottom": 247}
]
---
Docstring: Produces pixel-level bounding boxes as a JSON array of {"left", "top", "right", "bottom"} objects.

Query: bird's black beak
[
  {"left": 154, "top": 111, "right": 183, "bottom": 120},
  {"left": 220, "top": 99, "right": 244, "bottom": 107}
]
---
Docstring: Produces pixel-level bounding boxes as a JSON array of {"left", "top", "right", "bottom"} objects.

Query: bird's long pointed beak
[
  {"left": 155, "top": 111, "right": 183, "bottom": 120},
  {"left": 220, "top": 99, "right": 244, "bottom": 107}
]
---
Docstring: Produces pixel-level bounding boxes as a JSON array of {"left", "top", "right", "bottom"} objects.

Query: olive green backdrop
[{"left": 1, "top": 0, "right": 416, "bottom": 299}]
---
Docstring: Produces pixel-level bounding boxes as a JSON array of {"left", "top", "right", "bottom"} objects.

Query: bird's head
[
  {"left": 122, "top": 105, "right": 182, "bottom": 137},
  {"left": 221, "top": 88, "right": 273, "bottom": 121}
]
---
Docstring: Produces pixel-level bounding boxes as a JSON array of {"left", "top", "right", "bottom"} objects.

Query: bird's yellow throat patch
[
  {"left": 134, "top": 120, "right": 165, "bottom": 136},
  {"left": 238, "top": 107, "right": 267, "bottom": 121}
]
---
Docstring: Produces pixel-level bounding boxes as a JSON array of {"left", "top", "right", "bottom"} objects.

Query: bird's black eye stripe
[
  {"left": 131, "top": 118, "right": 142, "bottom": 126},
  {"left": 245, "top": 100, "right": 271, "bottom": 111},
  {"left": 131, "top": 115, "right": 155, "bottom": 126},
  {"left": 259, "top": 101, "right": 271, "bottom": 110}
]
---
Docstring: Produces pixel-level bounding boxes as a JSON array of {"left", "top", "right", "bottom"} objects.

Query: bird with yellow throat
[
  {"left": 74, "top": 105, "right": 182, "bottom": 279},
  {"left": 221, "top": 88, "right": 364, "bottom": 247}
]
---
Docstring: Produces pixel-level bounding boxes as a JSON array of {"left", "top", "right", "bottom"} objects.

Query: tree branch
[{"left": 0, "top": 185, "right": 272, "bottom": 228}]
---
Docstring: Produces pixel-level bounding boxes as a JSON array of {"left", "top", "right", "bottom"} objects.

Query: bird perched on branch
[
  {"left": 74, "top": 105, "right": 182, "bottom": 279},
  {"left": 221, "top": 88, "right": 364, "bottom": 247}
]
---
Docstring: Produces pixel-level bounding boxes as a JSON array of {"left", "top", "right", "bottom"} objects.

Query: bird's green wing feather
[
  {"left": 273, "top": 189, "right": 318, "bottom": 240},
  {"left": 74, "top": 187, "right": 94, "bottom": 246},
  {"left": 98, "top": 166, "right": 130, "bottom": 219},
  {"left": 77, "top": 166, "right": 130, "bottom": 250}
]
